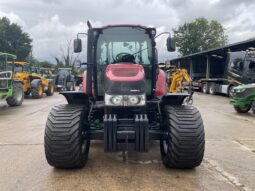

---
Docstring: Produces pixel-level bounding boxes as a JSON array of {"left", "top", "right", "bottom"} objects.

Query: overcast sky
[{"left": 0, "top": 0, "right": 255, "bottom": 63}]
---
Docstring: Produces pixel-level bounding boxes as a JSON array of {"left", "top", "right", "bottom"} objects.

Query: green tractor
[
  {"left": 0, "top": 52, "right": 24, "bottom": 106},
  {"left": 230, "top": 84, "right": 255, "bottom": 114}
]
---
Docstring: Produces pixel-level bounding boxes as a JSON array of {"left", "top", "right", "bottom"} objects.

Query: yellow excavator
[
  {"left": 158, "top": 62, "right": 191, "bottom": 93},
  {"left": 169, "top": 68, "right": 191, "bottom": 93}
]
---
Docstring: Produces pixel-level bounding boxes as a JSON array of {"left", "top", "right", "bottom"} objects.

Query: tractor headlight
[
  {"left": 128, "top": 95, "right": 145, "bottom": 106},
  {"left": 235, "top": 88, "right": 245, "bottom": 93},
  {"left": 111, "top": 95, "right": 123, "bottom": 105},
  {"left": 105, "top": 94, "right": 123, "bottom": 106},
  {"left": 128, "top": 95, "right": 140, "bottom": 105},
  {"left": 105, "top": 94, "right": 145, "bottom": 106}
]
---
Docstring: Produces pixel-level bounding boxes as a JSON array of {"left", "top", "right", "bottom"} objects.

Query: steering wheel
[{"left": 115, "top": 52, "right": 136, "bottom": 63}]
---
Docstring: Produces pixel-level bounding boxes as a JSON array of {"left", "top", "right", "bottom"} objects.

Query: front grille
[
  {"left": 0, "top": 80, "right": 9, "bottom": 89},
  {"left": 233, "top": 88, "right": 255, "bottom": 98},
  {"left": 105, "top": 80, "right": 145, "bottom": 94}
]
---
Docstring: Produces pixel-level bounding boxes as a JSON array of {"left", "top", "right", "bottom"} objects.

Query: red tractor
[{"left": 44, "top": 22, "right": 205, "bottom": 169}]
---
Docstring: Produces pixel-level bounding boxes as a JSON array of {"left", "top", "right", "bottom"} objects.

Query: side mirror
[
  {"left": 167, "top": 37, "right": 176, "bottom": 52},
  {"left": 74, "top": 38, "right": 82, "bottom": 53}
]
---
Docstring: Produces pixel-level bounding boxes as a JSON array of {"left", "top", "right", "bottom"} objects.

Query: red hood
[{"left": 105, "top": 63, "right": 145, "bottom": 82}]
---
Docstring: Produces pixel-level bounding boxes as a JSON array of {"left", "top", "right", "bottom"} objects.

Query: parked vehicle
[
  {"left": 0, "top": 52, "right": 24, "bottom": 106},
  {"left": 230, "top": 83, "right": 255, "bottom": 113},
  {"left": 173, "top": 49, "right": 255, "bottom": 96},
  {"left": 13, "top": 62, "right": 54, "bottom": 98},
  {"left": 44, "top": 22, "right": 205, "bottom": 169},
  {"left": 55, "top": 68, "right": 75, "bottom": 91}
]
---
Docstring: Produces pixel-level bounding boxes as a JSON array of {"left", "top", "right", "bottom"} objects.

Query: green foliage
[
  {"left": 27, "top": 56, "right": 54, "bottom": 69},
  {"left": 54, "top": 40, "right": 80, "bottom": 75},
  {"left": 54, "top": 57, "right": 64, "bottom": 68},
  {"left": 173, "top": 17, "right": 228, "bottom": 56},
  {"left": 0, "top": 17, "right": 32, "bottom": 60},
  {"left": 29, "top": 57, "right": 40, "bottom": 66},
  {"left": 39, "top": 61, "right": 54, "bottom": 68}
]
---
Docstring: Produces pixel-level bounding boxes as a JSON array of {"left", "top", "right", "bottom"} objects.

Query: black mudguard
[
  {"left": 60, "top": 92, "right": 90, "bottom": 105},
  {"left": 161, "top": 93, "right": 190, "bottom": 105}
]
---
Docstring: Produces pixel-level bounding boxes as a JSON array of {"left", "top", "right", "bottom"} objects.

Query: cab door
[
  {"left": 228, "top": 58, "right": 244, "bottom": 83},
  {"left": 243, "top": 60, "right": 255, "bottom": 84}
]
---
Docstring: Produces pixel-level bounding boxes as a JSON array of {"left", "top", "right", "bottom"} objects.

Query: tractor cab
[
  {"left": 0, "top": 52, "right": 24, "bottom": 106},
  {"left": 74, "top": 25, "right": 175, "bottom": 100},
  {"left": 0, "top": 53, "right": 15, "bottom": 93},
  {"left": 55, "top": 68, "right": 75, "bottom": 91},
  {"left": 227, "top": 49, "right": 255, "bottom": 84}
]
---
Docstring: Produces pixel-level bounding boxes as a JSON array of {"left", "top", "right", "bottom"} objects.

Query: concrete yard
[{"left": 0, "top": 93, "right": 255, "bottom": 191}]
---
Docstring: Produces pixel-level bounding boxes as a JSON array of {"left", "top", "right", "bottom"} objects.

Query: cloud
[
  {"left": 0, "top": 11, "right": 26, "bottom": 27},
  {"left": 28, "top": 14, "right": 96, "bottom": 62},
  {"left": 0, "top": 0, "right": 255, "bottom": 62}
]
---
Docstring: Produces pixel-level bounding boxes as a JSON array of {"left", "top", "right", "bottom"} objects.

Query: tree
[
  {"left": 0, "top": 17, "right": 32, "bottom": 60},
  {"left": 54, "top": 57, "right": 64, "bottom": 68},
  {"left": 39, "top": 61, "right": 54, "bottom": 68},
  {"left": 54, "top": 39, "right": 79, "bottom": 74},
  {"left": 173, "top": 17, "right": 228, "bottom": 56}
]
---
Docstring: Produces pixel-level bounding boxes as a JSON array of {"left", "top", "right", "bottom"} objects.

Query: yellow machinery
[
  {"left": 169, "top": 68, "right": 191, "bottom": 93},
  {"left": 40, "top": 67, "right": 53, "bottom": 78},
  {"left": 13, "top": 62, "right": 54, "bottom": 98},
  {"left": 159, "top": 62, "right": 191, "bottom": 93}
]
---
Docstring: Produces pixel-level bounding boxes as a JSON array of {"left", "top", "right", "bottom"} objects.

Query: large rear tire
[
  {"left": 209, "top": 82, "right": 216, "bottom": 95},
  {"left": 160, "top": 105, "right": 205, "bottom": 169},
  {"left": 202, "top": 83, "right": 209, "bottom": 94},
  {"left": 31, "top": 80, "right": 43, "bottom": 98},
  {"left": 6, "top": 82, "right": 24, "bottom": 106},
  {"left": 44, "top": 104, "right": 90, "bottom": 169},
  {"left": 46, "top": 82, "right": 54, "bottom": 96}
]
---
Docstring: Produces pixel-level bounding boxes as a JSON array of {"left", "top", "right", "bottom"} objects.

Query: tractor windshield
[
  {"left": 14, "top": 64, "right": 23, "bottom": 73},
  {"left": 96, "top": 27, "right": 152, "bottom": 65},
  {"left": 0, "top": 55, "right": 13, "bottom": 72}
]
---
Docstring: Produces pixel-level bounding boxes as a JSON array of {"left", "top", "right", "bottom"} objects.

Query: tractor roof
[
  {"left": 99, "top": 24, "right": 152, "bottom": 29},
  {"left": 0, "top": 52, "right": 17, "bottom": 59}
]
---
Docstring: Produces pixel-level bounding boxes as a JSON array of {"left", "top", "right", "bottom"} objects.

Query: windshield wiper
[{"left": 132, "top": 47, "right": 149, "bottom": 56}]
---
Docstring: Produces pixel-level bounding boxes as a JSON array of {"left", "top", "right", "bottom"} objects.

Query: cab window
[
  {"left": 230, "top": 59, "right": 244, "bottom": 72},
  {"left": 248, "top": 61, "right": 255, "bottom": 72},
  {"left": 14, "top": 64, "right": 23, "bottom": 73}
]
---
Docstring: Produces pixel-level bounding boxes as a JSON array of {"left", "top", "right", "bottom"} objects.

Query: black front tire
[
  {"left": 234, "top": 105, "right": 251, "bottom": 113},
  {"left": 160, "top": 105, "right": 205, "bottom": 169},
  {"left": 252, "top": 101, "right": 255, "bottom": 114},
  {"left": 44, "top": 104, "right": 90, "bottom": 169},
  {"left": 66, "top": 82, "right": 71, "bottom": 91},
  {"left": 46, "top": 82, "right": 54, "bottom": 96},
  {"left": 6, "top": 82, "right": 24, "bottom": 106},
  {"left": 202, "top": 83, "right": 209, "bottom": 94},
  {"left": 31, "top": 80, "right": 43, "bottom": 98},
  {"left": 209, "top": 83, "right": 216, "bottom": 95}
]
